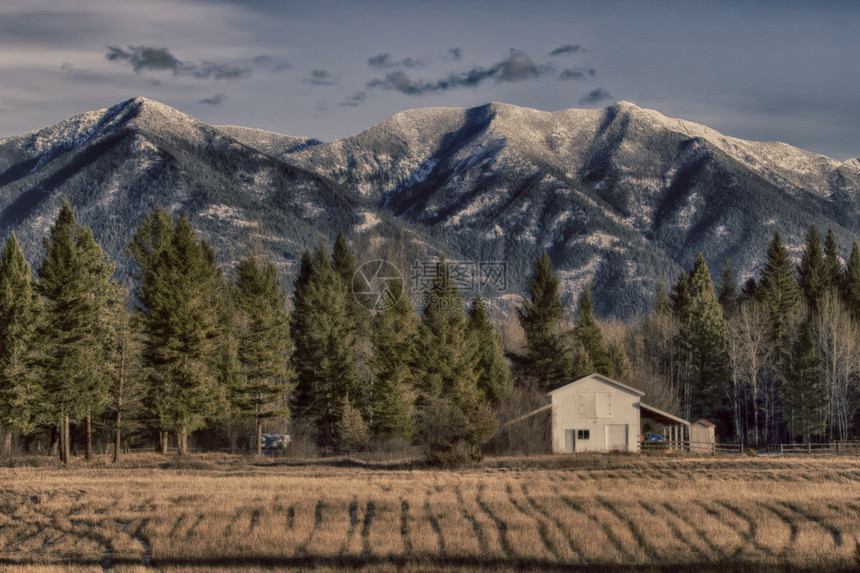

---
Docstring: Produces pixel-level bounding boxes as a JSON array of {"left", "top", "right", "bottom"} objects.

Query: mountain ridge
[{"left": 1, "top": 97, "right": 859, "bottom": 318}]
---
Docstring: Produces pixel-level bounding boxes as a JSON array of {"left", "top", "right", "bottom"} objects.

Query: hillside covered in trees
[{"left": 1, "top": 201, "right": 859, "bottom": 463}]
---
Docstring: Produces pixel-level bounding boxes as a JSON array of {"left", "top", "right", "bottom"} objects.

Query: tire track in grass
[
  {"left": 711, "top": 500, "right": 779, "bottom": 560},
  {"left": 400, "top": 500, "right": 412, "bottom": 557},
  {"left": 185, "top": 514, "right": 204, "bottom": 539},
  {"left": 295, "top": 500, "right": 323, "bottom": 558},
  {"left": 521, "top": 483, "right": 585, "bottom": 564},
  {"left": 454, "top": 486, "right": 488, "bottom": 556},
  {"left": 132, "top": 518, "right": 156, "bottom": 569},
  {"left": 361, "top": 501, "right": 375, "bottom": 561},
  {"left": 505, "top": 482, "right": 562, "bottom": 562},
  {"left": 757, "top": 502, "right": 799, "bottom": 561},
  {"left": 638, "top": 501, "right": 710, "bottom": 563},
  {"left": 475, "top": 484, "right": 513, "bottom": 559},
  {"left": 660, "top": 501, "right": 725, "bottom": 561},
  {"left": 595, "top": 497, "right": 659, "bottom": 564},
  {"left": 558, "top": 495, "right": 632, "bottom": 562},
  {"left": 339, "top": 498, "right": 360, "bottom": 558},
  {"left": 424, "top": 494, "right": 446, "bottom": 560},
  {"left": 778, "top": 501, "right": 844, "bottom": 547}
]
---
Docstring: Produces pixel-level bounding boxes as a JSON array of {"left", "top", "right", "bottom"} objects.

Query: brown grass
[{"left": 0, "top": 454, "right": 859, "bottom": 572}]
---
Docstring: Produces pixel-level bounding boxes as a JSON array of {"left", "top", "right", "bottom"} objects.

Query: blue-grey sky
[{"left": 1, "top": 0, "right": 858, "bottom": 159}]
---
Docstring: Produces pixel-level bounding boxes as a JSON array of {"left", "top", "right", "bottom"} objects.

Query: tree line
[
  {"left": 0, "top": 202, "right": 511, "bottom": 465},
  {"left": 515, "top": 226, "right": 860, "bottom": 445}
]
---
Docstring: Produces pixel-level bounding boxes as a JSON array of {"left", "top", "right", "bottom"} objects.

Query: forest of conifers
[{"left": 1, "top": 201, "right": 859, "bottom": 465}]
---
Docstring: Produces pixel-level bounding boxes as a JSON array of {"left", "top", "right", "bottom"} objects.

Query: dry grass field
[{"left": 1, "top": 454, "right": 859, "bottom": 572}]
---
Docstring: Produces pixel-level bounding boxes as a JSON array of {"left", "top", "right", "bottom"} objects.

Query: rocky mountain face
[{"left": 1, "top": 97, "right": 859, "bottom": 317}]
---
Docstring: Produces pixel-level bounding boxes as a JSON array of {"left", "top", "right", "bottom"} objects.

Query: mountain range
[{"left": 1, "top": 96, "right": 859, "bottom": 318}]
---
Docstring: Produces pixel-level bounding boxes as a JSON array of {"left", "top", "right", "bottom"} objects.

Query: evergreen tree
[
  {"left": 104, "top": 287, "right": 145, "bottom": 463},
  {"left": 129, "top": 210, "right": 225, "bottom": 455},
  {"left": 784, "top": 322, "right": 826, "bottom": 443},
  {"left": 232, "top": 254, "right": 293, "bottom": 456},
  {"left": 716, "top": 258, "right": 739, "bottom": 314},
  {"left": 415, "top": 258, "right": 479, "bottom": 400},
  {"left": 843, "top": 241, "right": 860, "bottom": 323},
  {"left": 653, "top": 280, "right": 672, "bottom": 316},
  {"left": 338, "top": 398, "right": 369, "bottom": 452},
  {"left": 517, "top": 251, "right": 571, "bottom": 389},
  {"left": 290, "top": 242, "right": 356, "bottom": 450},
  {"left": 331, "top": 230, "right": 373, "bottom": 417},
  {"left": 370, "top": 278, "right": 417, "bottom": 440},
  {"left": 0, "top": 233, "right": 41, "bottom": 457},
  {"left": 574, "top": 285, "right": 610, "bottom": 376},
  {"left": 686, "top": 254, "right": 731, "bottom": 422},
  {"left": 466, "top": 295, "right": 511, "bottom": 404},
  {"left": 798, "top": 225, "right": 827, "bottom": 313},
  {"left": 36, "top": 201, "right": 115, "bottom": 463},
  {"left": 757, "top": 230, "right": 801, "bottom": 442},
  {"left": 823, "top": 229, "right": 842, "bottom": 290}
]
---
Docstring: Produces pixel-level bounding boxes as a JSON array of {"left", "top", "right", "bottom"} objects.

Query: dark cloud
[
  {"left": 499, "top": 51, "right": 540, "bottom": 81},
  {"left": 106, "top": 45, "right": 180, "bottom": 73},
  {"left": 558, "top": 67, "right": 596, "bottom": 81},
  {"left": 253, "top": 55, "right": 292, "bottom": 72},
  {"left": 199, "top": 93, "right": 227, "bottom": 105},
  {"left": 105, "top": 45, "right": 250, "bottom": 80},
  {"left": 580, "top": 88, "right": 613, "bottom": 105},
  {"left": 368, "top": 53, "right": 392, "bottom": 68},
  {"left": 368, "top": 53, "right": 425, "bottom": 69},
  {"left": 549, "top": 44, "right": 583, "bottom": 57},
  {"left": 306, "top": 69, "right": 337, "bottom": 85},
  {"left": 367, "top": 51, "right": 549, "bottom": 95},
  {"left": 339, "top": 92, "right": 366, "bottom": 107}
]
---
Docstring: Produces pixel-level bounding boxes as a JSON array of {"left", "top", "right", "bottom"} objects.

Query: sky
[{"left": 1, "top": 0, "right": 858, "bottom": 160}]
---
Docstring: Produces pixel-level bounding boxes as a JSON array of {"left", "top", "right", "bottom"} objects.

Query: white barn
[{"left": 548, "top": 373, "right": 646, "bottom": 453}]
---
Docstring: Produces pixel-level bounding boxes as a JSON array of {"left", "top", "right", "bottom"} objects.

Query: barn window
[{"left": 577, "top": 429, "right": 590, "bottom": 440}]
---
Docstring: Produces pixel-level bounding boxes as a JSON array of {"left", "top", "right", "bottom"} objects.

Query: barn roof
[
  {"left": 639, "top": 403, "right": 690, "bottom": 426},
  {"left": 547, "top": 373, "right": 645, "bottom": 397}
]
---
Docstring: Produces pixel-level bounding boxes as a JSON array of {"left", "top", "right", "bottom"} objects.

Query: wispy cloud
[
  {"left": 549, "top": 44, "right": 583, "bottom": 57},
  {"left": 580, "top": 88, "right": 613, "bottom": 105},
  {"left": 305, "top": 69, "right": 337, "bottom": 85},
  {"left": 559, "top": 67, "right": 596, "bottom": 81},
  {"left": 367, "top": 50, "right": 551, "bottom": 95},
  {"left": 339, "top": 92, "right": 366, "bottom": 107},
  {"left": 105, "top": 45, "right": 250, "bottom": 80},
  {"left": 199, "top": 93, "right": 227, "bottom": 105},
  {"left": 368, "top": 53, "right": 425, "bottom": 69}
]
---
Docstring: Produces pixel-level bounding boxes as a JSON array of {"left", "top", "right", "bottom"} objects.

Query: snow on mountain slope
[{"left": 2, "top": 97, "right": 859, "bottom": 318}]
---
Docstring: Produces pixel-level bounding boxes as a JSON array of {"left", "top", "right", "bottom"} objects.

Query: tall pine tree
[
  {"left": 290, "top": 243, "right": 356, "bottom": 450},
  {"left": 517, "top": 251, "right": 571, "bottom": 389},
  {"left": 232, "top": 254, "right": 292, "bottom": 455},
  {"left": 757, "top": 230, "right": 801, "bottom": 442},
  {"left": 0, "top": 233, "right": 41, "bottom": 457},
  {"left": 467, "top": 294, "right": 511, "bottom": 404},
  {"left": 370, "top": 278, "right": 418, "bottom": 440},
  {"left": 37, "top": 201, "right": 115, "bottom": 463},
  {"left": 128, "top": 210, "right": 225, "bottom": 455},
  {"left": 798, "top": 225, "right": 826, "bottom": 313},
  {"left": 573, "top": 285, "right": 610, "bottom": 376}
]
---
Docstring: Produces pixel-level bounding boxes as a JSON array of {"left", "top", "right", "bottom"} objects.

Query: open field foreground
[{"left": 1, "top": 455, "right": 859, "bottom": 572}]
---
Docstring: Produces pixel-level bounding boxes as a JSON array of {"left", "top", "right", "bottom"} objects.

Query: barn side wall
[{"left": 550, "top": 378, "right": 641, "bottom": 453}]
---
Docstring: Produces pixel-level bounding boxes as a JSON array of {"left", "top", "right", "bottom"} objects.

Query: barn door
[
  {"left": 564, "top": 429, "right": 575, "bottom": 453},
  {"left": 606, "top": 424, "right": 628, "bottom": 451}
]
